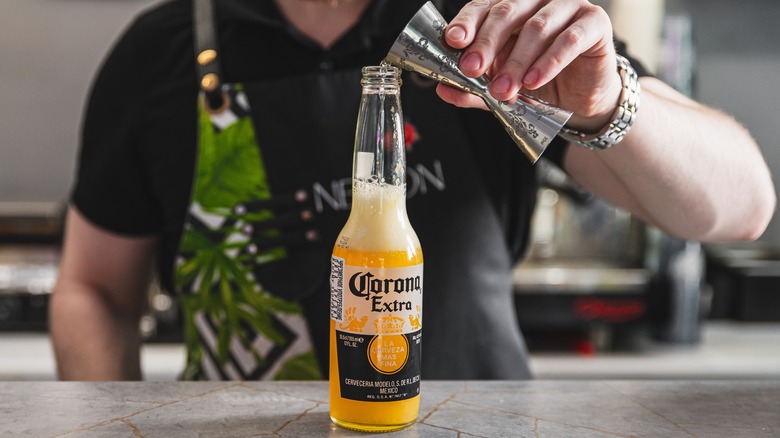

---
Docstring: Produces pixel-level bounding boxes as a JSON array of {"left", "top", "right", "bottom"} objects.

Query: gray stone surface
[{"left": 0, "top": 380, "right": 777, "bottom": 437}]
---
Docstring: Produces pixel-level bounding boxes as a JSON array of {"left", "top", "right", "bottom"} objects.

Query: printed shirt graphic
[{"left": 174, "top": 85, "right": 321, "bottom": 381}]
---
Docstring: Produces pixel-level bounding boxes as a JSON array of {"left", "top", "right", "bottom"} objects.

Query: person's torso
[{"left": 129, "top": 0, "right": 540, "bottom": 379}]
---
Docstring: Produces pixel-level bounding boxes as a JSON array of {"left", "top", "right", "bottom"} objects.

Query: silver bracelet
[{"left": 560, "top": 54, "right": 641, "bottom": 149}]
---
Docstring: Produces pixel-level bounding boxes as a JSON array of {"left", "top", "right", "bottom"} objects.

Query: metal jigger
[{"left": 386, "top": 1, "right": 573, "bottom": 163}]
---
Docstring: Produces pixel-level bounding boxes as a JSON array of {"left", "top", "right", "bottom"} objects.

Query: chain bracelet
[{"left": 560, "top": 54, "right": 641, "bottom": 150}]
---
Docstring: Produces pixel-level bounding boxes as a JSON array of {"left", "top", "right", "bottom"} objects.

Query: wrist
[
  {"left": 560, "top": 54, "right": 641, "bottom": 149},
  {"left": 572, "top": 74, "right": 623, "bottom": 134}
]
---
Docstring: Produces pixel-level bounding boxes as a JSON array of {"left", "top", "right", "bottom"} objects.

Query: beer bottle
[{"left": 329, "top": 65, "right": 423, "bottom": 432}]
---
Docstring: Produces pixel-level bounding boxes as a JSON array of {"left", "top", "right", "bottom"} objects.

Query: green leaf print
[
  {"left": 195, "top": 109, "right": 270, "bottom": 210},
  {"left": 273, "top": 351, "right": 322, "bottom": 380},
  {"left": 175, "top": 89, "right": 321, "bottom": 381}
]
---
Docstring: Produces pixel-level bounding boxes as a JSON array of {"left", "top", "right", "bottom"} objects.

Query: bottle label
[{"left": 330, "top": 256, "right": 423, "bottom": 402}]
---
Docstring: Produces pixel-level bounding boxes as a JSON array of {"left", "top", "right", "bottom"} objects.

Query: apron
[{"left": 174, "top": 0, "right": 533, "bottom": 381}]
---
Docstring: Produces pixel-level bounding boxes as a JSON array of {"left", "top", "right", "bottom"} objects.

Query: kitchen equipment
[
  {"left": 0, "top": 203, "right": 63, "bottom": 331},
  {"left": 513, "top": 162, "right": 704, "bottom": 350}
]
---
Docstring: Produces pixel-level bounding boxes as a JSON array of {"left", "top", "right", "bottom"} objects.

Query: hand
[{"left": 436, "top": 0, "right": 622, "bottom": 133}]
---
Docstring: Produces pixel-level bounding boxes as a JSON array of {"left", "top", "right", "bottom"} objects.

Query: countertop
[{"left": 2, "top": 380, "right": 778, "bottom": 437}]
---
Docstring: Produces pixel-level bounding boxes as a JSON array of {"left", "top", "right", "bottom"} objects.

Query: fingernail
[
  {"left": 447, "top": 26, "right": 466, "bottom": 42},
  {"left": 492, "top": 75, "right": 512, "bottom": 95},
  {"left": 523, "top": 68, "right": 540, "bottom": 87},
  {"left": 460, "top": 53, "right": 482, "bottom": 72}
]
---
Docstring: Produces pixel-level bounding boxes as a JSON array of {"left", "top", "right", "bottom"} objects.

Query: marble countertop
[{"left": 2, "top": 380, "right": 778, "bottom": 437}]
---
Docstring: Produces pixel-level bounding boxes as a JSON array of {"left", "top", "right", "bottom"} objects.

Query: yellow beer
[
  {"left": 329, "top": 180, "right": 422, "bottom": 432},
  {"left": 329, "top": 65, "right": 422, "bottom": 432}
]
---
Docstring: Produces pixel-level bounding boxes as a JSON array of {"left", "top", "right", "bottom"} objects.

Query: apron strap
[{"left": 193, "top": 0, "right": 225, "bottom": 109}]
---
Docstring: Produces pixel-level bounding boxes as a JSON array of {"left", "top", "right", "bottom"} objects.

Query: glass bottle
[{"left": 329, "top": 65, "right": 423, "bottom": 432}]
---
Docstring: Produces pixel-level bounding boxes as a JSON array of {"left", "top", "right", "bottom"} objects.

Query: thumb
[{"left": 436, "top": 84, "right": 489, "bottom": 110}]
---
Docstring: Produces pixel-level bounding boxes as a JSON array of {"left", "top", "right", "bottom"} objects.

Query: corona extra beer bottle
[{"left": 329, "top": 65, "right": 423, "bottom": 432}]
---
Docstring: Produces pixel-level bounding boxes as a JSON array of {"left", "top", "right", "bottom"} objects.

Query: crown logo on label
[{"left": 373, "top": 314, "right": 405, "bottom": 334}]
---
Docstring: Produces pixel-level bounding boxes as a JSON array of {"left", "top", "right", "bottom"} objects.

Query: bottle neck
[{"left": 353, "top": 66, "right": 405, "bottom": 189}]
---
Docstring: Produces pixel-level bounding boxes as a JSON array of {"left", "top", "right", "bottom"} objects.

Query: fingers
[
  {"left": 435, "top": 84, "right": 488, "bottom": 110},
  {"left": 447, "top": 0, "right": 538, "bottom": 78},
  {"left": 492, "top": 0, "right": 583, "bottom": 96},
  {"left": 445, "top": 0, "right": 493, "bottom": 49},
  {"left": 519, "top": 5, "right": 612, "bottom": 91},
  {"left": 446, "top": 0, "right": 613, "bottom": 101}
]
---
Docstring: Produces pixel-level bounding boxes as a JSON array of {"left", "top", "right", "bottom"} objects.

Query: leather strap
[{"left": 193, "top": 0, "right": 225, "bottom": 109}]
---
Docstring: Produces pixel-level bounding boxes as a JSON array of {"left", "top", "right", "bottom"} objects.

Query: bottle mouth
[{"left": 361, "top": 65, "right": 402, "bottom": 89}]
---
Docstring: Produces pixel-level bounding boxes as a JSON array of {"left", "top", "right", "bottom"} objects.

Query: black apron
[{"left": 174, "top": 0, "right": 532, "bottom": 380}]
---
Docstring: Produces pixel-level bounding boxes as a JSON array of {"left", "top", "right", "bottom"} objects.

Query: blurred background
[{"left": 1, "top": 0, "right": 779, "bottom": 380}]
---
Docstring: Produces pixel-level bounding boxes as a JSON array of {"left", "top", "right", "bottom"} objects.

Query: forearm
[
  {"left": 568, "top": 77, "right": 776, "bottom": 242},
  {"left": 437, "top": 0, "right": 775, "bottom": 242},
  {"left": 50, "top": 280, "right": 142, "bottom": 380}
]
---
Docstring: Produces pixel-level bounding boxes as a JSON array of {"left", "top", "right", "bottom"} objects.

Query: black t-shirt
[
  {"left": 72, "top": 0, "right": 647, "bottom": 379},
  {"left": 73, "top": 0, "right": 546, "bottom": 293}
]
